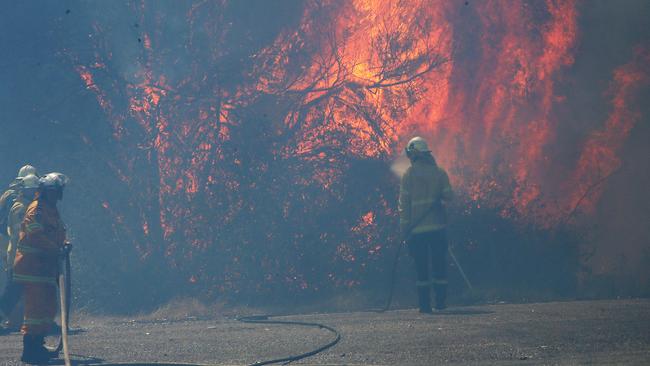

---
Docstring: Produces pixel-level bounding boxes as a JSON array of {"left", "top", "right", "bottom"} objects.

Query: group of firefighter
[
  {"left": 0, "top": 136, "right": 451, "bottom": 364},
  {"left": 0, "top": 165, "right": 69, "bottom": 363}
]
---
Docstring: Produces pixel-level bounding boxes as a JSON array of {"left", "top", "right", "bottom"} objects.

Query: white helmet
[
  {"left": 20, "top": 174, "right": 40, "bottom": 190},
  {"left": 405, "top": 136, "right": 431, "bottom": 158},
  {"left": 18, "top": 165, "right": 38, "bottom": 178},
  {"left": 39, "top": 172, "right": 69, "bottom": 190}
]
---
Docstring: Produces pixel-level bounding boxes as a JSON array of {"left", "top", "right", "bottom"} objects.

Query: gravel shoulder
[{"left": 1, "top": 299, "right": 649, "bottom": 365}]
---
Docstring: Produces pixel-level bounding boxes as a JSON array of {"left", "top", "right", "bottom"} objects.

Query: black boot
[
  {"left": 433, "top": 283, "right": 447, "bottom": 310},
  {"left": 43, "top": 334, "right": 61, "bottom": 360},
  {"left": 21, "top": 335, "right": 52, "bottom": 364},
  {"left": 417, "top": 285, "right": 433, "bottom": 314}
]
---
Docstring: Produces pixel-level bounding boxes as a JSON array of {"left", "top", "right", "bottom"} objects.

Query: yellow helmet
[
  {"left": 18, "top": 165, "right": 38, "bottom": 178},
  {"left": 405, "top": 136, "right": 431, "bottom": 158},
  {"left": 39, "top": 172, "right": 69, "bottom": 191},
  {"left": 20, "top": 174, "right": 40, "bottom": 190}
]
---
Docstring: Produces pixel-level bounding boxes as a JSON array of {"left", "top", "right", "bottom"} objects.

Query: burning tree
[
  {"left": 63, "top": 1, "right": 453, "bottom": 309},
  {"left": 3, "top": 0, "right": 648, "bottom": 312}
]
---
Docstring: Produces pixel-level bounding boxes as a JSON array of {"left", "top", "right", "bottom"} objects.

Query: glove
[{"left": 60, "top": 242, "right": 73, "bottom": 257}]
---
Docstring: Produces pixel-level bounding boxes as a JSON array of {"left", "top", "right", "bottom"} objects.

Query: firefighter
[
  {"left": 12, "top": 172, "right": 68, "bottom": 363},
  {"left": 1, "top": 165, "right": 39, "bottom": 270},
  {"left": 0, "top": 174, "right": 40, "bottom": 332},
  {"left": 399, "top": 137, "right": 453, "bottom": 313}
]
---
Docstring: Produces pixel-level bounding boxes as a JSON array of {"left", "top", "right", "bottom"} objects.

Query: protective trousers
[
  {"left": 21, "top": 280, "right": 57, "bottom": 335},
  {"left": 408, "top": 229, "right": 448, "bottom": 312},
  {"left": 13, "top": 251, "right": 59, "bottom": 336}
]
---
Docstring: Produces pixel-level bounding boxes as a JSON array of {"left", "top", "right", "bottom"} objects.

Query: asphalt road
[{"left": 1, "top": 299, "right": 649, "bottom": 365}]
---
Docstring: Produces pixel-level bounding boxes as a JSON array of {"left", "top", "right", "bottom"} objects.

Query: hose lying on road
[
  {"left": 66, "top": 314, "right": 341, "bottom": 366},
  {"left": 44, "top": 248, "right": 340, "bottom": 365},
  {"left": 237, "top": 314, "right": 342, "bottom": 366}
]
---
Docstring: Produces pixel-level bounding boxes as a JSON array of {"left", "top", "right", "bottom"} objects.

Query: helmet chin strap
[
  {"left": 405, "top": 147, "right": 422, "bottom": 161},
  {"left": 405, "top": 144, "right": 418, "bottom": 159}
]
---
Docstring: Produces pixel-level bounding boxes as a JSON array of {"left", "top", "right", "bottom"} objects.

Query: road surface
[{"left": 1, "top": 299, "right": 649, "bottom": 365}]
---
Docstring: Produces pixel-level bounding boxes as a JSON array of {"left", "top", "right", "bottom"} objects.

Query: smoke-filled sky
[{"left": 1, "top": 1, "right": 649, "bottom": 311}]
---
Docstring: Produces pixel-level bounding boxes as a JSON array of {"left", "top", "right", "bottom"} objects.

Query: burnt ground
[{"left": 1, "top": 299, "right": 649, "bottom": 365}]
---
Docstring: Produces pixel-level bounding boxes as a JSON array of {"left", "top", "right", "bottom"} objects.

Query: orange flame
[
  {"left": 568, "top": 47, "right": 650, "bottom": 213},
  {"left": 68, "top": 1, "right": 649, "bottom": 294}
]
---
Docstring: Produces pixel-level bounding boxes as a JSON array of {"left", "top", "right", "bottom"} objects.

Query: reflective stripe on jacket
[{"left": 399, "top": 158, "right": 452, "bottom": 235}]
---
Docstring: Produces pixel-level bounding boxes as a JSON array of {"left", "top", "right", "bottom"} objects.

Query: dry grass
[{"left": 138, "top": 298, "right": 226, "bottom": 321}]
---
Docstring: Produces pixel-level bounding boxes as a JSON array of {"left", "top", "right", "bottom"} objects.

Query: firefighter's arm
[
  {"left": 8, "top": 203, "right": 25, "bottom": 245},
  {"left": 61, "top": 227, "right": 71, "bottom": 254},
  {"left": 61, "top": 240, "right": 72, "bottom": 256},
  {"left": 441, "top": 169, "right": 453, "bottom": 202},
  {"left": 0, "top": 191, "right": 11, "bottom": 239},
  {"left": 398, "top": 169, "right": 412, "bottom": 236},
  {"left": 6, "top": 203, "right": 24, "bottom": 264}
]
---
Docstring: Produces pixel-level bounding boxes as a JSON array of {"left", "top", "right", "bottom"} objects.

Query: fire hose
[
  {"left": 43, "top": 246, "right": 340, "bottom": 366},
  {"left": 71, "top": 315, "right": 340, "bottom": 366},
  {"left": 46, "top": 244, "right": 72, "bottom": 365},
  {"left": 58, "top": 247, "right": 72, "bottom": 366},
  {"left": 38, "top": 241, "right": 465, "bottom": 364},
  {"left": 236, "top": 315, "right": 341, "bottom": 365}
]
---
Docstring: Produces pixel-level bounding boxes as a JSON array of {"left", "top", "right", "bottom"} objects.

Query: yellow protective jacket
[
  {"left": 0, "top": 188, "right": 18, "bottom": 269},
  {"left": 399, "top": 158, "right": 453, "bottom": 235}
]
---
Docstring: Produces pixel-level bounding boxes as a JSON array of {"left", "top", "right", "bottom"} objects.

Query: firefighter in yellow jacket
[
  {"left": 0, "top": 174, "right": 40, "bottom": 332},
  {"left": 13, "top": 172, "right": 68, "bottom": 363},
  {"left": 399, "top": 137, "right": 452, "bottom": 313},
  {"left": 1, "top": 165, "right": 39, "bottom": 271}
]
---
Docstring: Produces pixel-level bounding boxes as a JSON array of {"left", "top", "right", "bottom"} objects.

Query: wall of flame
[
  {"left": 71, "top": 1, "right": 650, "bottom": 298},
  {"left": 2, "top": 0, "right": 648, "bottom": 309}
]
